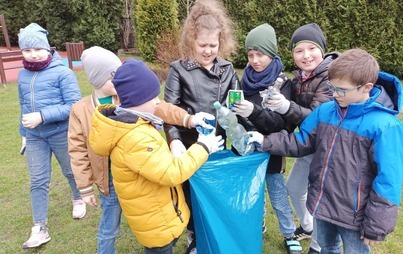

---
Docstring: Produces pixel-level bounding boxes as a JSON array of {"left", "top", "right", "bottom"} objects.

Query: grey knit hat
[
  {"left": 290, "top": 23, "right": 326, "bottom": 56},
  {"left": 245, "top": 23, "right": 277, "bottom": 58},
  {"left": 81, "top": 46, "right": 122, "bottom": 89},
  {"left": 18, "top": 23, "right": 50, "bottom": 51}
]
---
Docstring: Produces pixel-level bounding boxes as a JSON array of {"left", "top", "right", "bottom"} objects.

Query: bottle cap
[{"left": 213, "top": 101, "right": 221, "bottom": 109}]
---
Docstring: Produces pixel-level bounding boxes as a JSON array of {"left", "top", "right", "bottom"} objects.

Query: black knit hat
[
  {"left": 113, "top": 59, "right": 160, "bottom": 108},
  {"left": 290, "top": 23, "right": 326, "bottom": 56}
]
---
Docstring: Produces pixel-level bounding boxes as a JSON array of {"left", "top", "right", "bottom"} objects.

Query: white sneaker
[
  {"left": 187, "top": 230, "right": 195, "bottom": 247},
  {"left": 72, "top": 199, "right": 86, "bottom": 219},
  {"left": 22, "top": 225, "right": 51, "bottom": 249}
]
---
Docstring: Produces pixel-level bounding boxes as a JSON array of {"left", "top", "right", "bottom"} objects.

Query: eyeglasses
[{"left": 326, "top": 81, "right": 364, "bottom": 97}]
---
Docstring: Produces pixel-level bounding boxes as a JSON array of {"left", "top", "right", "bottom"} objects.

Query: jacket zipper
[
  {"left": 30, "top": 72, "right": 39, "bottom": 112},
  {"left": 312, "top": 108, "right": 345, "bottom": 215},
  {"left": 170, "top": 187, "right": 184, "bottom": 223},
  {"left": 353, "top": 180, "right": 362, "bottom": 223}
]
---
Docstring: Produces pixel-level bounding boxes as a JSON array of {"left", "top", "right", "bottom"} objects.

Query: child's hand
[
  {"left": 232, "top": 100, "right": 254, "bottom": 117},
  {"left": 190, "top": 112, "right": 215, "bottom": 128},
  {"left": 361, "top": 236, "right": 380, "bottom": 246},
  {"left": 170, "top": 139, "right": 186, "bottom": 158},
  {"left": 82, "top": 194, "right": 98, "bottom": 207},
  {"left": 264, "top": 93, "right": 290, "bottom": 114},
  {"left": 247, "top": 131, "right": 263, "bottom": 148},
  {"left": 22, "top": 112, "right": 43, "bottom": 128},
  {"left": 197, "top": 132, "right": 224, "bottom": 154}
]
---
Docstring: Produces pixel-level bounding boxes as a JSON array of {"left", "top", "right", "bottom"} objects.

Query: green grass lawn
[{"left": 0, "top": 70, "right": 402, "bottom": 253}]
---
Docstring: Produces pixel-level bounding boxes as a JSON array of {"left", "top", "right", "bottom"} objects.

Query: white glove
[
  {"left": 265, "top": 93, "right": 290, "bottom": 114},
  {"left": 190, "top": 112, "right": 215, "bottom": 128},
  {"left": 22, "top": 112, "right": 43, "bottom": 128},
  {"left": 170, "top": 139, "right": 187, "bottom": 158},
  {"left": 197, "top": 132, "right": 225, "bottom": 154},
  {"left": 247, "top": 131, "right": 264, "bottom": 148},
  {"left": 20, "top": 137, "right": 26, "bottom": 155},
  {"left": 232, "top": 99, "right": 254, "bottom": 117}
]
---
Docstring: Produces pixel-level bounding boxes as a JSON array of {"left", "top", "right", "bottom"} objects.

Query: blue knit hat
[
  {"left": 18, "top": 23, "right": 51, "bottom": 51},
  {"left": 113, "top": 59, "right": 160, "bottom": 108}
]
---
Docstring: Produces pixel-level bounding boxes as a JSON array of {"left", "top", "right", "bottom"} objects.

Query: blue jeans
[
  {"left": 266, "top": 173, "right": 296, "bottom": 238},
  {"left": 286, "top": 154, "right": 320, "bottom": 251},
  {"left": 26, "top": 131, "right": 81, "bottom": 225},
  {"left": 316, "top": 219, "right": 370, "bottom": 254},
  {"left": 144, "top": 238, "right": 178, "bottom": 254},
  {"left": 98, "top": 179, "right": 122, "bottom": 254}
]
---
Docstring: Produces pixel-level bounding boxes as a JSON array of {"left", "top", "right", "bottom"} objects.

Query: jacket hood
[
  {"left": 373, "top": 71, "right": 402, "bottom": 113},
  {"left": 49, "top": 50, "right": 65, "bottom": 68},
  {"left": 340, "top": 71, "right": 402, "bottom": 118},
  {"left": 313, "top": 52, "right": 340, "bottom": 76},
  {"left": 89, "top": 104, "right": 141, "bottom": 156}
]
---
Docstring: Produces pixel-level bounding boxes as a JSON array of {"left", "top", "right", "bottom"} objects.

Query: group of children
[{"left": 17, "top": 0, "right": 403, "bottom": 253}]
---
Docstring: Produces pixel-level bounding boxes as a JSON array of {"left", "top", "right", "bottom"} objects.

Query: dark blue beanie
[{"left": 113, "top": 59, "right": 160, "bottom": 108}]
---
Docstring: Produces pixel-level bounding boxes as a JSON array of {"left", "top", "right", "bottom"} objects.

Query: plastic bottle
[
  {"left": 260, "top": 77, "right": 284, "bottom": 109},
  {"left": 213, "top": 101, "right": 255, "bottom": 156}
]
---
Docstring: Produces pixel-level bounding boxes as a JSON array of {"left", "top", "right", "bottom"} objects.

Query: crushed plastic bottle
[
  {"left": 260, "top": 77, "right": 284, "bottom": 109},
  {"left": 213, "top": 101, "right": 255, "bottom": 156}
]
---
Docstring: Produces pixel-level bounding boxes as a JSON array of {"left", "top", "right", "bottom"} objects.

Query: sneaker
[
  {"left": 186, "top": 230, "right": 197, "bottom": 254},
  {"left": 293, "top": 225, "right": 312, "bottom": 241},
  {"left": 72, "top": 199, "right": 86, "bottom": 219},
  {"left": 284, "top": 237, "right": 302, "bottom": 254},
  {"left": 187, "top": 230, "right": 195, "bottom": 247},
  {"left": 22, "top": 225, "right": 51, "bottom": 249},
  {"left": 308, "top": 247, "right": 320, "bottom": 254}
]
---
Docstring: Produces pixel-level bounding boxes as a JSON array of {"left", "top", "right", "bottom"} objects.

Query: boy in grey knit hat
[{"left": 68, "top": 47, "right": 215, "bottom": 254}]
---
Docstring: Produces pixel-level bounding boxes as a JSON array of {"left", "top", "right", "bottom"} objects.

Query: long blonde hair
[{"left": 179, "top": 0, "right": 237, "bottom": 60}]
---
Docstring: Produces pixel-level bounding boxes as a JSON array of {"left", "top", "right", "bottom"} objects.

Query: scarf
[
  {"left": 22, "top": 55, "right": 52, "bottom": 71},
  {"left": 115, "top": 106, "right": 164, "bottom": 131},
  {"left": 242, "top": 56, "right": 283, "bottom": 96}
]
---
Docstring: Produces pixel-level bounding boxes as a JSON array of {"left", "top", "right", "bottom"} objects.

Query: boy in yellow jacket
[
  {"left": 69, "top": 47, "right": 216, "bottom": 253},
  {"left": 89, "top": 58, "right": 223, "bottom": 253}
]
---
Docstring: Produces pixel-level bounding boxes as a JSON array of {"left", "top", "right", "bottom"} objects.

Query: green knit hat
[{"left": 245, "top": 23, "right": 277, "bottom": 58}]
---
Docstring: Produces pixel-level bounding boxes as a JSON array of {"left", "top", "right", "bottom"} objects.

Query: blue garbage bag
[{"left": 189, "top": 150, "right": 269, "bottom": 254}]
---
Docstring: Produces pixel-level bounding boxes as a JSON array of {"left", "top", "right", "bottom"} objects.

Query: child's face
[
  {"left": 99, "top": 79, "right": 117, "bottom": 96},
  {"left": 247, "top": 50, "right": 273, "bottom": 73},
  {"left": 328, "top": 78, "right": 371, "bottom": 108},
  {"left": 193, "top": 28, "right": 220, "bottom": 69},
  {"left": 21, "top": 48, "right": 50, "bottom": 61},
  {"left": 292, "top": 42, "right": 324, "bottom": 76},
  {"left": 137, "top": 96, "right": 160, "bottom": 114}
]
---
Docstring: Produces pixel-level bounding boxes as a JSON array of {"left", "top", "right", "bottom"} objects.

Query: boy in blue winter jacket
[{"left": 248, "top": 48, "right": 403, "bottom": 253}]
